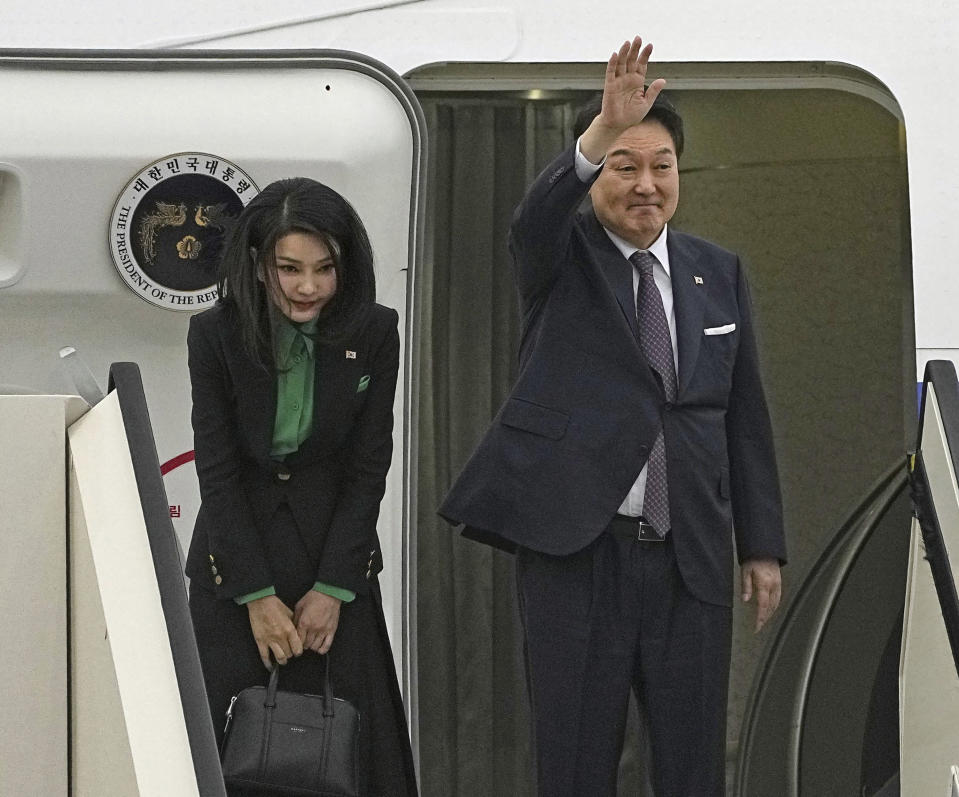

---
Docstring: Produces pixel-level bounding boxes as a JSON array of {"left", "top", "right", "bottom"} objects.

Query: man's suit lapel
[
  {"left": 583, "top": 209, "right": 673, "bottom": 398},
  {"left": 668, "top": 232, "right": 707, "bottom": 399},
  {"left": 583, "top": 210, "right": 640, "bottom": 340}
]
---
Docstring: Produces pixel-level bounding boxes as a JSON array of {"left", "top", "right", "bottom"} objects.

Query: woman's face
[{"left": 269, "top": 231, "right": 338, "bottom": 323}]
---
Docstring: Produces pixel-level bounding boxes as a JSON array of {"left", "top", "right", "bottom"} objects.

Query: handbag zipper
[{"left": 223, "top": 695, "right": 238, "bottom": 736}]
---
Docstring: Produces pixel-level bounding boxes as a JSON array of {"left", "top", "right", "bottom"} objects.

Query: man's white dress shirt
[{"left": 574, "top": 138, "right": 679, "bottom": 518}]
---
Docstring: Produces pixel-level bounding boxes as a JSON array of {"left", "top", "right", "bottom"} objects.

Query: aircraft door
[{"left": 0, "top": 47, "right": 425, "bottom": 735}]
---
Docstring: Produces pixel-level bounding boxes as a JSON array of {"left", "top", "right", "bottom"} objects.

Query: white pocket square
[{"left": 704, "top": 323, "right": 736, "bottom": 336}]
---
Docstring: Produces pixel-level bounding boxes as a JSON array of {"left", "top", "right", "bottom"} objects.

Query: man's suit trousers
[{"left": 516, "top": 529, "right": 732, "bottom": 797}]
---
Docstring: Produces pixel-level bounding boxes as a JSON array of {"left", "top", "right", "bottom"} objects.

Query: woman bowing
[{"left": 185, "top": 177, "right": 417, "bottom": 796}]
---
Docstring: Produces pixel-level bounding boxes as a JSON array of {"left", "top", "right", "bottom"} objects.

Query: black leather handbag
[{"left": 220, "top": 656, "right": 360, "bottom": 796}]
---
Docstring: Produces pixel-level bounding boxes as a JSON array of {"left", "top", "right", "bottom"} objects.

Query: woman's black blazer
[{"left": 185, "top": 301, "right": 400, "bottom": 599}]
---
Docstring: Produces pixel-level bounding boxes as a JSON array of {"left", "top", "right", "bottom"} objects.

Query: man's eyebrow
[{"left": 608, "top": 146, "right": 675, "bottom": 158}]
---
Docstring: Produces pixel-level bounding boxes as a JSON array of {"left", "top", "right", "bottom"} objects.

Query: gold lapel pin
[
  {"left": 346, "top": 350, "right": 357, "bottom": 359},
  {"left": 694, "top": 276, "right": 704, "bottom": 285}
]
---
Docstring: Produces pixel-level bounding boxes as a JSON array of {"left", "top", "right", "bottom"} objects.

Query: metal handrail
[{"left": 735, "top": 460, "right": 907, "bottom": 796}]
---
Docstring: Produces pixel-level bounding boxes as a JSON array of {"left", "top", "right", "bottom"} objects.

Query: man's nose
[{"left": 632, "top": 168, "right": 655, "bottom": 194}]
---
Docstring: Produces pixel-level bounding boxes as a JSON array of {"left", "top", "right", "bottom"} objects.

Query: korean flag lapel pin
[
  {"left": 345, "top": 350, "right": 357, "bottom": 359},
  {"left": 694, "top": 276, "right": 704, "bottom": 285}
]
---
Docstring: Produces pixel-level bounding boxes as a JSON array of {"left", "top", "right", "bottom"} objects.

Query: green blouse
[
  {"left": 235, "top": 316, "right": 356, "bottom": 606},
  {"left": 271, "top": 316, "right": 318, "bottom": 457}
]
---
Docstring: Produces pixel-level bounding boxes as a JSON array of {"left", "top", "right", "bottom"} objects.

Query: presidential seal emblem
[{"left": 109, "top": 153, "right": 259, "bottom": 310}]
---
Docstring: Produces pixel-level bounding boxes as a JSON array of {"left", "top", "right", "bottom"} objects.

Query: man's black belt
[{"left": 607, "top": 514, "right": 667, "bottom": 542}]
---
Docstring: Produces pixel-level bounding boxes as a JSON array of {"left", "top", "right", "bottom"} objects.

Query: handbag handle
[{"left": 264, "top": 654, "right": 336, "bottom": 718}]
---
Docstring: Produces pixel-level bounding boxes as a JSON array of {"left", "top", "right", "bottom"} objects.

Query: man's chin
[{"left": 611, "top": 224, "right": 663, "bottom": 250}]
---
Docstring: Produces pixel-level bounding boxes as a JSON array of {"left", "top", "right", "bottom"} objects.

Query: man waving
[{"left": 441, "top": 36, "right": 786, "bottom": 796}]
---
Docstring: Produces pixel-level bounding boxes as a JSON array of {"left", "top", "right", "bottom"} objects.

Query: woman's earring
[{"left": 252, "top": 248, "right": 265, "bottom": 282}]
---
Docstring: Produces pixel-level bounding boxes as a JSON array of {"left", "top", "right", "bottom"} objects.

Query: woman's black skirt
[{"left": 189, "top": 505, "right": 418, "bottom": 797}]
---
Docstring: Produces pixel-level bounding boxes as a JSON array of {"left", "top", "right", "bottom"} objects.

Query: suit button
[
  {"left": 214, "top": 575, "right": 223, "bottom": 585},
  {"left": 211, "top": 566, "right": 218, "bottom": 575},
  {"left": 664, "top": 402, "right": 673, "bottom": 411},
  {"left": 277, "top": 471, "right": 291, "bottom": 482}
]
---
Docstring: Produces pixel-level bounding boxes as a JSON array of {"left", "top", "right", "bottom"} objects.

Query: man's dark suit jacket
[
  {"left": 440, "top": 145, "right": 786, "bottom": 606},
  {"left": 185, "top": 301, "right": 399, "bottom": 600}
]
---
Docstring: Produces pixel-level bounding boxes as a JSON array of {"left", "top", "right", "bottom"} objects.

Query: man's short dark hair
[{"left": 572, "top": 90, "right": 684, "bottom": 159}]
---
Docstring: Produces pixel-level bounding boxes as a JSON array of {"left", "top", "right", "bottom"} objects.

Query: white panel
[
  {"left": 206, "top": 8, "right": 519, "bottom": 62},
  {"left": 69, "top": 393, "right": 199, "bottom": 797},
  {"left": 0, "top": 395, "right": 84, "bottom": 796},
  {"left": 900, "top": 525, "right": 959, "bottom": 797},
  {"left": 69, "top": 465, "right": 140, "bottom": 796},
  {"left": 900, "top": 382, "right": 959, "bottom": 794},
  {"left": 0, "top": 0, "right": 418, "bottom": 49},
  {"left": 922, "top": 383, "right": 959, "bottom": 587},
  {"left": 0, "top": 67, "right": 412, "bottom": 297}
]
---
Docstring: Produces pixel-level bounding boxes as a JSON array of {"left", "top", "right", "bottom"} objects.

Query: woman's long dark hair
[{"left": 217, "top": 177, "right": 376, "bottom": 369}]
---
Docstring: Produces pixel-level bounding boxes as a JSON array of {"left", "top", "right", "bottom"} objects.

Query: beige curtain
[{"left": 415, "top": 98, "right": 572, "bottom": 797}]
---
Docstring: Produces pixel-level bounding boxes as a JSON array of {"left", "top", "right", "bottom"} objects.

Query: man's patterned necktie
[{"left": 630, "top": 250, "right": 676, "bottom": 537}]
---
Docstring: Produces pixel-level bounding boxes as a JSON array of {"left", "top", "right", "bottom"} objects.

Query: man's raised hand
[
  {"left": 600, "top": 37, "right": 666, "bottom": 131},
  {"left": 580, "top": 36, "right": 666, "bottom": 163}
]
